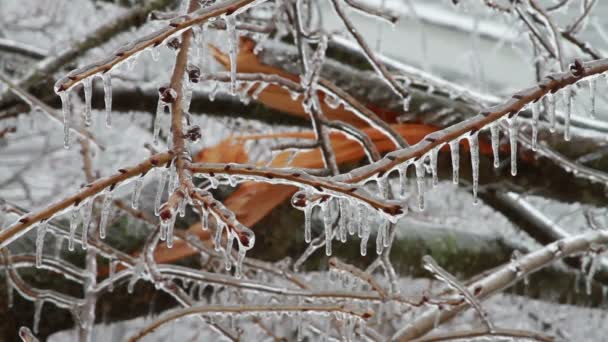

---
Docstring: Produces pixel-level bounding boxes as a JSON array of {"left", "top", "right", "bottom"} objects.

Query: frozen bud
[
  {"left": 185, "top": 125, "right": 202, "bottom": 142},
  {"left": 159, "top": 206, "right": 174, "bottom": 222},
  {"left": 569, "top": 59, "right": 584, "bottom": 77},
  {"left": 187, "top": 64, "right": 201, "bottom": 83},
  {"left": 159, "top": 86, "right": 177, "bottom": 103},
  {"left": 167, "top": 38, "right": 181, "bottom": 50},
  {"left": 473, "top": 285, "right": 483, "bottom": 296},
  {"left": 236, "top": 227, "right": 255, "bottom": 249},
  {"left": 291, "top": 191, "right": 309, "bottom": 208}
]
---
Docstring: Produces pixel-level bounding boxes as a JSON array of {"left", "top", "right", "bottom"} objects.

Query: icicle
[
  {"left": 296, "top": 312, "right": 304, "bottom": 341},
  {"left": 586, "top": 253, "right": 601, "bottom": 295},
  {"left": 155, "top": 169, "right": 168, "bottom": 216},
  {"left": 548, "top": 93, "right": 556, "bottom": 133},
  {"left": 360, "top": 219, "right": 370, "bottom": 256},
  {"left": 358, "top": 205, "right": 366, "bottom": 238},
  {"left": 80, "top": 200, "right": 92, "bottom": 250},
  {"left": 531, "top": 101, "right": 539, "bottom": 151},
  {"left": 153, "top": 99, "right": 165, "bottom": 145},
  {"left": 59, "top": 92, "right": 71, "bottom": 149},
  {"left": 449, "top": 140, "right": 460, "bottom": 184},
  {"left": 323, "top": 202, "right": 333, "bottom": 256},
  {"left": 383, "top": 220, "right": 390, "bottom": 247},
  {"left": 35, "top": 222, "right": 47, "bottom": 268},
  {"left": 160, "top": 216, "right": 167, "bottom": 241},
  {"left": 166, "top": 214, "right": 177, "bottom": 248},
  {"left": 430, "top": 148, "right": 439, "bottom": 187},
  {"left": 508, "top": 118, "right": 518, "bottom": 176},
  {"left": 131, "top": 176, "right": 144, "bottom": 209},
  {"left": 68, "top": 208, "right": 79, "bottom": 251},
  {"left": 304, "top": 203, "right": 312, "bottom": 243},
  {"left": 348, "top": 203, "right": 360, "bottom": 236},
  {"left": 33, "top": 300, "right": 42, "bottom": 334},
  {"left": 214, "top": 222, "right": 225, "bottom": 251},
  {"left": 375, "top": 222, "right": 384, "bottom": 255},
  {"left": 590, "top": 79, "right": 597, "bottom": 118},
  {"left": 415, "top": 159, "right": 425, "bottom": 210},
  {"left": 468, "top": 133, "right": 479, "bottom": 204},
  {"left": 102, "top": 73, "right": 112, "bottom": 127},
  {"left": 99, "top": 191, "right": 113, "bottom": 239},
  {"left": 338, "top": 199, "right": 347, "bottom": 243},
  {"left": 109, "top": 259, "right": 116, "bottom": 292},
  {"left": 225, "top": 232, "right": 234, "bottom": 271},
  {"left": 225, "top": 15, "right": 238, "bottom": 95},
  {"left": 564, "top": 88, "right": 573, "bottom": 141},
  {"left": 402, "top": 96, "right": 411, "bottom": 112},
  {"left": 397, "top": 164, "right": 408, "bottom": 198},
  {"left": 177, "top": 197, "right": 188, "bottom": 217},
  {"left": 234, "top": 248, "right": 246, "bottom": 279},
  {"left": 490, "top": 124, "right": 499, "bottom": 168},
  {"left": 83, "top": 78, "right": 92, "bottom": 126},
  {"left": 200, "top": 206, "right": 209, "bottom": 230}
]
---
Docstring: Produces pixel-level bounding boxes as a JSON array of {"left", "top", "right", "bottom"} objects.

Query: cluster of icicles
[
  {"left": 53, "top": 11, "right": 244, "bottom": 149},
  {"left": 157, "top": 172, "right": 256, "bottom": 279}
]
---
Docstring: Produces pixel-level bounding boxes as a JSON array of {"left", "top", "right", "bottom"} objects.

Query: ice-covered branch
[
  {"left": 0, "top": 152, "right": 173, "bottom": 248},
  {"left": 188, "top": 162, "right": 405, "bottom": 216},
  {"left": 329, "top": 0, "right": 411, "bottom": 109},
  {"left": 335, "top": 57, "right": 608, "bottom": 184},
  {"left": 128, "top": 303, "right": 373, "bottom": 342},
  {"left": 53, "top": 0, "right": 263, "bottom": 93},
  {"left": 392, "top": 229, "right": 608, "bottom": 341},
  {"left": 0, "top": 73, "right": 100, "bottom": 149}
]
